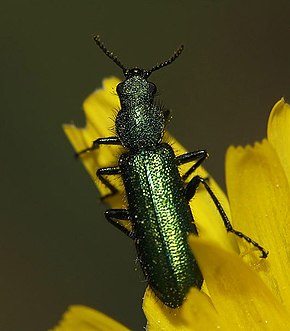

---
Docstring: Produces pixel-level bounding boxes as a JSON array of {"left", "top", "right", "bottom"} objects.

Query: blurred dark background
[{"left": 1, "top": 1, "right": 290, "bottom": 330}]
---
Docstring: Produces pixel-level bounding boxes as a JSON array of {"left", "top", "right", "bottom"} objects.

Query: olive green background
[{"left": 1, "top": 1, "right": 290, "bottom": 330}]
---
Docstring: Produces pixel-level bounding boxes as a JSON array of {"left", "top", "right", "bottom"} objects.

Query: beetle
[{"left": 77, "top": 36, "right": 268, "bottom": 308}]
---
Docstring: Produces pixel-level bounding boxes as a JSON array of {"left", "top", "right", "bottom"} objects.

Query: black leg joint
[
  {"left": 105, "top": 209, "right": 135, "bottom": 239},
  {"left": 96, "top": 166, "right": 121, "bottom": 200},
  {"left": 175, "top": 150, "right": 208, "bottom": 181}
]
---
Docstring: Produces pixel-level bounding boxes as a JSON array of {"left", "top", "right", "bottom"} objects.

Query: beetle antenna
[
  {"left": 93, "top": 35, "right": 127, "bottom": 72},
  {"left": 147, "top": 44, "right": 184, "bottom": 77}
]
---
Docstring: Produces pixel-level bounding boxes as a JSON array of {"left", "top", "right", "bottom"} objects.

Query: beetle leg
[
  {"left": 97, "top": 166, "right": 121, "bottom": 200},
  {"left": 175, "top": 150, "right": 208, "bottom": 181},
  {"left": 185, "top": 175, "right": 268, "bottom": 258},
  {"left": 184, "top": 175, "right": 203, "bottom": 201},
  {"left": 105, "top": 209, "right": 134, "bottom": 239},
  {"left": 75, "top": 136, "right": 121, "bottom": 158}
]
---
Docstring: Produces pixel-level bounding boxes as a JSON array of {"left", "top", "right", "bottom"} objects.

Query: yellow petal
[
  {"left": 267, "top": 98, "right": 290, "bottom": 184},
  {"left": 189, "top": 236, "right": 290, "bottom": 330},
  {"left": 143, "top": 286, "right": 227, "bottom": 331},
  {"left": 63, "top": 77, "right": 125, "bottom": 208},
  {"left": 51, "top": 305, "right": 130, "bottom": 331},
  {"left": 226, "top": 140, "right": 290, "bottom": 309}
]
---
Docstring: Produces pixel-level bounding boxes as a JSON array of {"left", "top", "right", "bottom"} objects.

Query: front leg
[{"left": 75, "top": 136, "right": 121, "bottom": 158}]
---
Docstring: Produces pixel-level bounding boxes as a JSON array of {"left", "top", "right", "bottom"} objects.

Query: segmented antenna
[
  {"left": 147, "top": 45, "right": 184, "bottom": 77},
  {"left": 93, "top": 35, "right": 126, "bottom": 71},
  {"left": 94, "top": 35, "right": 184, "bottom": 78}
]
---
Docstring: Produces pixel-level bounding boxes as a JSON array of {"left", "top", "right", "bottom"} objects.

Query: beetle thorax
[{"left": 116, "top": 76, "right": 165, "bottom": 151}]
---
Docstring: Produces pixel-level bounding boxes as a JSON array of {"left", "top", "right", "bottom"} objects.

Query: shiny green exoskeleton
[
  {"left": 78, "top": 36, "right": 268, "bottom": 308},
  {"left": 120, "top": 144, "right": 202, "bottom": 306}
]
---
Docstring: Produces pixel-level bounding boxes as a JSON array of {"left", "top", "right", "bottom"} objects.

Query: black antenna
[
  {"left": 93, "top": 35, "right": 126, "bottom": 72},
  {"left": 147, "top": 45, "right": 184, "bottom": 77},
  {"left": 94, "top": 35, "right": 184, "bottom": 79}
]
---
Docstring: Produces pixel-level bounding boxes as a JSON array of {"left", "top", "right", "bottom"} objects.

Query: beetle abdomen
[{"left": 120, "top": 143, "right": 203, "bottom": 307}]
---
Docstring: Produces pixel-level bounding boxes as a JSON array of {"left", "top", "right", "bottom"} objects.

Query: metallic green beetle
[{"left": 78, "top": 36, "right": 268, "bottom": 308}]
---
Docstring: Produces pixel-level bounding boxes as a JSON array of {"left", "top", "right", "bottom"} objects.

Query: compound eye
[
  {"left": 149, "top": 82, "right": 157, "bottom": 95},
  {"left": 116, "top": 82, "right": 123, "bottom": 95}
]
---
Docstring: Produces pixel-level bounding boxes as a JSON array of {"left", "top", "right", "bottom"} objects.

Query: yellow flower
[{"left": 53, "top": 78, "right": 290, "bottom": 330}]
